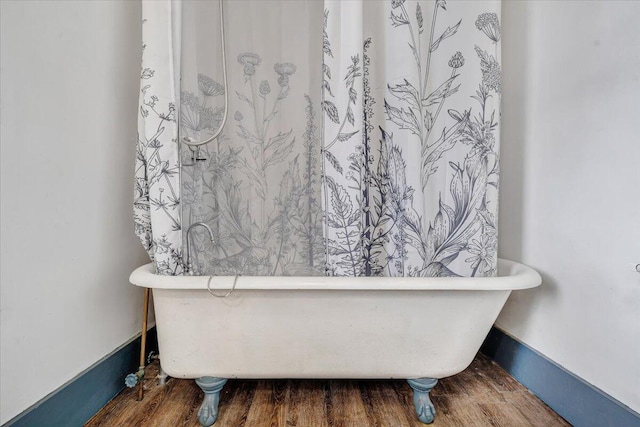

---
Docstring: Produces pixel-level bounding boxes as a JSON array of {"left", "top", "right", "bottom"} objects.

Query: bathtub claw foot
[
  {"left": 407, "top": 378, "right": 438, "bottom": 424},
  {"left": 195, "top": 377, "right": 227, "bottom": 426}
]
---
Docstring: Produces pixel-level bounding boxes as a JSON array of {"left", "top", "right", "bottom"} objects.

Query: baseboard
[
  {"left": 7, "top": 325, "right": 638, "bottom": 426},
  {"left": 3, "top": 327, "right": 158, "bottom": 427},
  {"left": 481, "top": 327, "right": 640, "bottom": 427}
]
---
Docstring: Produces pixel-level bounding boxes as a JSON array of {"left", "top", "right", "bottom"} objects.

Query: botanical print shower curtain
[
  {"left": 322, "top": 0, "right": 501, "bottom": 277},
  {"left": 134, "top": 2, "right": 183, "bottom": 275},
  {"left": 135, "top": 0, "right": 501, "bottom": 278},
  {"left": 179, "top": 0, "right": 325, "bottom": 276}
]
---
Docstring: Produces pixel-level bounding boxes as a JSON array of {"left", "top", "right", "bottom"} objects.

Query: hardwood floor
[{"left": 86, "top": 354, "right": 570, "bottom": 426}]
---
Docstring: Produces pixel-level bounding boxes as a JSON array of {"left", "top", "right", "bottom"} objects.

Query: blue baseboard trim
[
  {"left": 3, "top": 327, "right": 158, "bottom": 427},
  {"left": 481, "top": 327, "right": 640, "bottom": 427}
]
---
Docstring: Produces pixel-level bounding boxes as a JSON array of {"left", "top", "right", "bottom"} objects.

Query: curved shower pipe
[{"left": 182, "top": 0, "right": 229, "bottom": 164}]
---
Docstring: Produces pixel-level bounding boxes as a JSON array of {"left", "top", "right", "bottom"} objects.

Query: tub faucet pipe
[
  {"left": 185, "top": 222, "right": 215, "bottom": 275},
  {"left": 124, "top": 287, "right": 151, "bottom": 400},
  {"left": 138, "top": 287, "right": 151, "bottom": 400}
]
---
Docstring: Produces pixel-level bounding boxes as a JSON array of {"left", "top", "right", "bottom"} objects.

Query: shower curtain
[{"left": 135, "top": 0, "right": 502, "bottom": 278}]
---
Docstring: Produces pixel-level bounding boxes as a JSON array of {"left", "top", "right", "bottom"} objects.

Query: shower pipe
[
  {"left": 124, "top": 287, "right": 151, "bottom": 399},
  {"left": 137, "top": 288, "right": 150, "bottom": 400},
  {"left": 181, "top": 0, "right": 229, "bottom": 156}
]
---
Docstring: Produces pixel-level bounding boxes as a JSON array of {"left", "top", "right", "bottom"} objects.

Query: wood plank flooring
[{"left": 86, "top": 354, "right": 570, "bottom": 426}]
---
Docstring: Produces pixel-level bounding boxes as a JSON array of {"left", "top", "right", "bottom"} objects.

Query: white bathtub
[{"left": 130, "top": 258, "right": 541, "bottom": 425}]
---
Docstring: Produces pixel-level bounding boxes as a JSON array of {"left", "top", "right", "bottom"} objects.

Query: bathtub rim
[{"left": 129, "top": 258, "right": 541, "bottom": 291}]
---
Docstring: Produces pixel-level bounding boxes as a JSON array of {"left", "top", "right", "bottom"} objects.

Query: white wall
[
  {"left": 498, "top": 0, "right": 640, "bottom": 413},
  {"left": 0, "top": 1, "right": 149, "bottom": 423}
]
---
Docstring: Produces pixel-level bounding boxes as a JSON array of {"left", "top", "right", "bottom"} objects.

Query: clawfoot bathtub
[{"left": 130, "top": 258, "right": 540, "bottom": 425}]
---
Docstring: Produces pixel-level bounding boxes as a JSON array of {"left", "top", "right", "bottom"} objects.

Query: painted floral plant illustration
[
  {"left": 181, "top": 53, "right": 324, "bottom": 276},
  {"left": 135, "top": 16, "right": 184, "bottom": 276},
  {"left": 319, "top": 1, "right": 502, "bottom": 277},
  {"left": 152, "top": 0, "right": 503, "bottom": 277}
]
